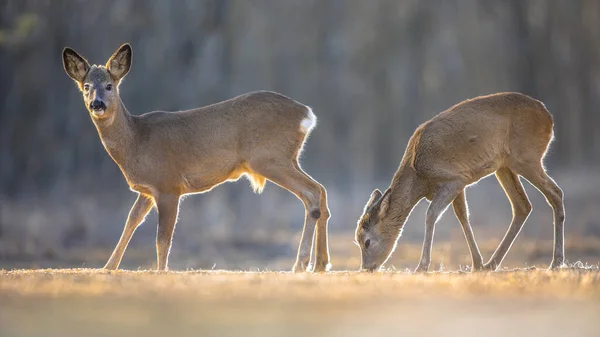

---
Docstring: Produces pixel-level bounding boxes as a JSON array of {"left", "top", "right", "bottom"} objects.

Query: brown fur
[
  {"left": 63, "top": 43, "right": 331, "bottom": 272},
  {"left": 355, "top": 92, "right": 565, "bottom": 272}
]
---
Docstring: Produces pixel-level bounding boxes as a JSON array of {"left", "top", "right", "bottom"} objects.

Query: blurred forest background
[{"left": 1, "top": 0, "right": 599, "bottom": 270}]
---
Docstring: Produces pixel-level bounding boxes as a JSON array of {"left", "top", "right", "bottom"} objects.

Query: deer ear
[
  {"left": 363, "top": 189, "right": 382, "bottom": 214},
  {"left": 63, "top": 47, "right": 90, "bottom": 83},
  {"left": 106, "top": 43, "right": 132, "bottom": 82},
  {"left": 378, "top": 189, "right": 392, "bottom": 218}
]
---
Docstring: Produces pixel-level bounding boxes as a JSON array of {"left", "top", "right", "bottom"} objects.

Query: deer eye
[
  {"left": 106, "top": 84, "right": 113, "bottom": 91},
  {"left": 83, "top": 84, "right": 90, "bottom": 91},
  {"left": 364, "top": 239, "right": 371, "bottom": 249}
]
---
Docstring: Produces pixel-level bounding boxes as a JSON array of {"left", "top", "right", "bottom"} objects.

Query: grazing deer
[
  {"left": 355, "top": 92, "right": 565, "bottom": 272},
  {"left": 62, "top": 43, "right": 330, "bottom": 272}
]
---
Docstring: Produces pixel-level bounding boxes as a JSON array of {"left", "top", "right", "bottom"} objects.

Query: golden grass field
[{"left": 1, "top": 266, "right": 599, "bottom": 337}]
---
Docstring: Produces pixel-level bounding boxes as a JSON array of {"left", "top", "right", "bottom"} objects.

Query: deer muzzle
[{"left": 90, "top": 99, "right": 107, "bottom": 115}]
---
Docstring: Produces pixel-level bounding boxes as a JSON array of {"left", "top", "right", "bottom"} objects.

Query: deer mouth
[
  {"left": 91, "top": 108, "right": 106, "bottom": 117},
  {"left": 89, "top": 100, "right": 107, "bottom": 116}
]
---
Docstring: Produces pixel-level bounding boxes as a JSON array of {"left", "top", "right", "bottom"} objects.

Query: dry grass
[
  {"left": 2, "top": 236, "right": 599, "bottom": 337},
  {"left": 2, "top": 267, "right": 600, "bottom": 300},
  {"left": 1, "top": 267, "right": 599, "bottom": 337}
]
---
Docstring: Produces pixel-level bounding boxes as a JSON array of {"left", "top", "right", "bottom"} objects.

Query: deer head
[
  {"left": 355, "top": 188, "right": 400, "bottom": 272},
  {"left": 63, "top": 43, "right": 132, "bottom": 121}
]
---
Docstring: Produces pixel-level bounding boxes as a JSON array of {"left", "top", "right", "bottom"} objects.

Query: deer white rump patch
[{"left": 300, "top": 106, "right": 317, "bottom": 134}]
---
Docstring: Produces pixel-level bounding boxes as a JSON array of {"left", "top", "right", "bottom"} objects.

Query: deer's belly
[
  {"left": 128, "top": 183, "right": 156, "bottom": 196},
  {"left": 122, "top": 170, "right": 160, "bottom": 196},
  {"left": 465, "top": 160, "right": 502, "bottom": 185}
]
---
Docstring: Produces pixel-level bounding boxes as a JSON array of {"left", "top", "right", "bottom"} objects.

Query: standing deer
[
  {"left": 62, "top": 43, "right": 331, "bottom": 272},
  {"left": 355, "top": 92, "right": 565, "bottom": 272}
]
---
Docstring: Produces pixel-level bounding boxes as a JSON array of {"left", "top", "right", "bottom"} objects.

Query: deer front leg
[
  {"left": 104, "top": 194, "right": 153, "bottom": 270},
  {"left": 155, "top": 193, "right": 180, "bottom": 271},
  {"left": 452, "top": 190, "right": 484, "bottom": 271},
  {"left": 415, "top": 181, "right": 463, "bottom": 273}
]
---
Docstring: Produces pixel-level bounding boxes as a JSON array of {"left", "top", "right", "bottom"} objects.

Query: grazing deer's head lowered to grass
[
  {"left": 355, "top": 93, "right": 566, "bottom": 273},
  {"left": 63, "top": 43, "right": 331, "bottom": 272}
]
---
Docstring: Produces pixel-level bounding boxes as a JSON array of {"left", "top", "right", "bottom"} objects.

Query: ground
[{"left": 1, "top": 267, "right": 599, "bottom": 337}]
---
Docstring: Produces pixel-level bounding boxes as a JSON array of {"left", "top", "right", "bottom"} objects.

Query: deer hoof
[
  {"left": 548, "top": 260, "right": 566, "bottom": 270},
  {"left": 312, "top": 261, "right": 331, "bottom": 273},
  {"left": 103, "top": 263, "right": 119, "bottom": 271},
  {"left": 481, "top": 263, "right": 498, "bottom": 272},
  {"left": 471, "top": 263, "right": 485, "bottom": 272},
  {"left": 292, "top": 260, "right": 309, "bottom": 273}
]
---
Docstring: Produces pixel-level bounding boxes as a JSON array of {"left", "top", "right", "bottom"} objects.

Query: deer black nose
[{"left": 90, "top": 100, "right": 106, "bottom": 111}]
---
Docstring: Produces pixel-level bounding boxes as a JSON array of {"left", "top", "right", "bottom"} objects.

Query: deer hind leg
[
  {"left": 515, "top": 165, "right": 565, "bottom": 269},
  {"left": 415, "top": 181, "right": 464, "bottom": 273},
  {"left": 251, "top": 160, "right": 328, "bottom": 272},
  {"left": 452, "top": 190, "right": 484, "bottom": 271},
  {"left": 301, "top": 180, "right": 331, "bottom": 272},
  {"left": 155, "top": 193, "right": 180, "bottom": 271},
  {"left": 104, "top": 194, "right": 154, "bottom": 270},
  {"left": 484, "top": 167, "right": 532, "bottom": 271},
  {"left": 294, "top": 160, "right": 331, "bottom": 272},
  {"left": 313, "top": 184, "right": 331, "bottom": 272}
]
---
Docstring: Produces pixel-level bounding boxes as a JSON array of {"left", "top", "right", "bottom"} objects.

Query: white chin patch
[{"left": 92, "top": 110, "right": 106, "bottom": 117}]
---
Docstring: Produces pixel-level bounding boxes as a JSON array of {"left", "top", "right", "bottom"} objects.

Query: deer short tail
[{"left": 300, "top": 106, "right": 317, "bottom": 134}]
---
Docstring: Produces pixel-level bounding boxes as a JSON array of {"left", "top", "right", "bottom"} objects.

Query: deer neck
[
  {"left": 91, "top": 99, "right": 135, "bottom": 167},
  {"left": 385, "top": 164, "right": 425, "bottom": 233}
]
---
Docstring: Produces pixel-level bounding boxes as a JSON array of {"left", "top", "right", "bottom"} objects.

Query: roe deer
[
  {"left": 62, "top": 43, "right": 331, "bottom": 272},
  {"left": 355, "top": 92, "right": 565, "bottom": 272}
]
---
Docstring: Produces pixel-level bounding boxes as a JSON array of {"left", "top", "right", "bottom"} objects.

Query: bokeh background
[{"left": 1, "top": 0, "right": 599, "bottom": 270}]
